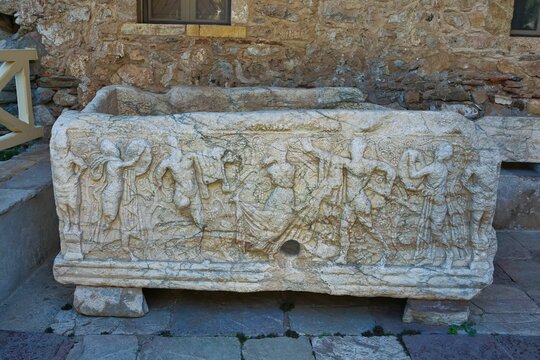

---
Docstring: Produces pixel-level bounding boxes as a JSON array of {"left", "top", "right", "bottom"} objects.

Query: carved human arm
[
  {"left": 374, "top": 160, "right": 397, "bottom": 196},
  {"left": 154, "top": 159, "right": 169, "bottom": 187},
  {"left": 122, "top": 149, "right": 145, "bottom": 168},
  {"left": 408, "top": 162, "right": 432, "bottom": 179},
  {"left": 191, "top": 155, "right": 210, "bottom": 199},
  {"left": 301, "top": 139, "right": 348, "bottom": 166},
  {"left": 462, "top": 166, "right": 482, "bottom": 194},
  {"left": 69, "top": 153, "right": 88, "bottom": 171}
]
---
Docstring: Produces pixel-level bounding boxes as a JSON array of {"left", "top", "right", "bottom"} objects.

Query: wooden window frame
[
  {"left": 138, "top": 0, "right": 231, "bottom": 25},
  {"left": 510, "top": 0, "right": 540, "bottom": 37}
]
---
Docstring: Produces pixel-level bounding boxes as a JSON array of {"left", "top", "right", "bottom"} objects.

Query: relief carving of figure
[
  {"left": 302, "top": 138, "right": 396, "bottom": 265},
  {"left": 90, "top": 139, "right": 149, "bottom": 230},
  {"left": 52, "top": 136, "right": 88, "bottom": 260},
  {"left": 399, "top": 143, "right": 454, "bottom": 268},
  {"left": 155, "top": 136, "right": 209, "bottom": 229},
  {"left": 234, "top": 158, "right": 296, "bottom": 256},
  {"left": 52, "top": 141, "right": 87, "bottom": 235},
  {"left": 462, "top": 152, "right": 498, "bottom": 264}
]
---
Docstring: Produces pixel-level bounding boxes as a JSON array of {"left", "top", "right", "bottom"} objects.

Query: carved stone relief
[{"left": 51, "top": 108, "right": 500, "bottom": 299}]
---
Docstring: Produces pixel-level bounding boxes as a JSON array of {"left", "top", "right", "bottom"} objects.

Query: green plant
[
  {"left": 448, "top": 321, "right": 477, "bottom": 336},
  {"left": 0, "top": 146, "right": 26, "bottom": 161},
  {"left": 448, "top": 324, "right": 459, "bottom": 335}
]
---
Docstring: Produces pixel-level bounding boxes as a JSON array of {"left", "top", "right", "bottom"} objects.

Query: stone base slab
[
  {"left": 402, "top": 299, "right": 470, "bottom": 326},
  {"left": 55, "top": 256, "right": 489, "bottom": 300},
  {"left": 73, "top": 286, "right": 148, "bottom": 318}
]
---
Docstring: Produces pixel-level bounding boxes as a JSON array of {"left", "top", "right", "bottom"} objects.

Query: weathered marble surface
[
  {"left": 83, "top": 85, "right": 384, "bottom": 115},
  {"left": 476, "top": 116, "right": 539, "bottom": 163},
  {"left": 51, "top": 89, "right": 500, "bottom": 300}
]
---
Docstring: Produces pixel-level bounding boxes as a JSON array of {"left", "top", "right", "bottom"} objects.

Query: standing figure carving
[
  {"left": 302, "top": 138, "right": 396, "bottom": 265},
  {"left": 399, "top": 143, "right": 454, "bottom": 268},
  {"left": 462, "top": 152, "right": 498, "bottom": 265},
  {"left": 52, "top": 141, "right": 87, "bottom": 235},
  {"left": 234, "top": 160, "right": 296, "bottom": 255},
  {"left": 51, "top": 136, "right": 88, "bottom": 260},
  {"left": 155, "top": 136, "right": 209, "bottom": 229},
  {"left": 90, "top": 139, "right": 148, "bottom": 229}
]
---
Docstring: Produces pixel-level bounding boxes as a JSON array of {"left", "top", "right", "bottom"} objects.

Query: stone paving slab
[
  {"left": 368, "top": 302, "right": 447, "bottom": 335},
  {"left": 139, "top": 336, "right": 241, "bottom": 360},
  {"left": 242, "top": 336, "right": 314, "bottom": 360},
  {"left": 496, "top": 259, "right": 540, "bottom": 289},
  {"left": 1, "top": 161, "right": 52, "bottom": 192},
  {"left": 0, "top": 259, "right": 73, "bottom": 332},
  {"left": 474, "top": 313, "right": 540, "bottom": 336},
  {"left": 471, "top": 284, "right": 540, "bottom": 314},
  {"left": 494, "top": 335, "right": 540, "bottom": 360},
  {"left": 60, "top": 307, "right": 170, "bottom": 337},
  {"left": 526, "top": 289, "right": 540, "bottom": 307},
  {"left": 402, "top": 334, "right": 512, "bottom": 360},
  {"left": 170, "top": 292, "right": 284, "bottom": 336},
  {"left": 0, "top": 330, "right": 74, "bottom": 360},
  {"left": 66, "top": 335, "right": 138, "bottom": 360},
  {"left": 289, "top": 305, "right": 375, "bottom": 335},
  {"left": 495, "top": 232, "right": 533, "bottom": 260},
  {"left": 312, "top": 336, "right": 410, "bottom": 360},
  {"left": 493, "top": 263, "right": 515, "bottom": 285}
]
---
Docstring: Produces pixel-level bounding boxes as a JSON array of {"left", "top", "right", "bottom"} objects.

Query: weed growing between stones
[
  {"left": 448, "top": 321, "right": 477, "bottom": 336},
  {"left": 236, "top": 332, "right": 282, "bottom": 344},
  {"left": 318, "top": 332, "right": 347, "bottom": 338},
  {"left": 61, "top": 303, "right": 73, "bottom": 311},
  {"left": 236, "top": 333, "right": 248, "bottom": 344},
  {"left": 362, "top": 325, "right": 386, "bottom": 337},
  {"left": 159, "top": 330, "right": 172, "bottom": 337},
  {"left": 285, "top": 330, "right": 300, "bottom": 338}
]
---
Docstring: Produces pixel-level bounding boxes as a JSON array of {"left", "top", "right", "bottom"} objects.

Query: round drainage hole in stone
[{"left": 280, "top": 240, "right": 300, "bottom": 256}]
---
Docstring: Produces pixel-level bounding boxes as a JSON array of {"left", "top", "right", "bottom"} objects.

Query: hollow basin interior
[{"left": 84, "top": 85, "right": 384, "bottom": 116}]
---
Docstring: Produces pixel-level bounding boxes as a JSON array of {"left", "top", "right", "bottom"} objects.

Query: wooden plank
[
  {"left": 0, "top": 107, "right": 31, "bottom": 132},
  {"left": 0, "top": 49, "right": 38, "bottom": 62},
  {"left": 0, "top": 127, "right": 43, "bottom": 151},
  {"left": 0, "top": 61, "right": 22, "bottom": 91},
  {"left": 14, "top": 62, "right": 34, "bottom": 125},
  {"left": 0, "top": 49, "right": 43, "bottom": 150}
]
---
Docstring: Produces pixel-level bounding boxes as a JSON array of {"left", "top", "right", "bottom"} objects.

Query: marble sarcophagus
[{"left": 51, "top": 86, "right": 500, "bottom": 317}]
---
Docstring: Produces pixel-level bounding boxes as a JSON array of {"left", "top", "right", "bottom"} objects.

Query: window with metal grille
[
  {"left": 140, "top": 0, "right": 231, "bottom": 25},
  {"left": 511, "top": 0, "right": 540, "bottom": 36}
]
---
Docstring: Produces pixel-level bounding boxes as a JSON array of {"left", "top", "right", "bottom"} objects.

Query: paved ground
[{"left": 0, "top": 230, "right": 538, "bottom": 359}]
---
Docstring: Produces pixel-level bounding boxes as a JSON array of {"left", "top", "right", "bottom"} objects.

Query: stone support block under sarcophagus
[{"left": 50, "top": 86, "right": 500, "bottom": 317}]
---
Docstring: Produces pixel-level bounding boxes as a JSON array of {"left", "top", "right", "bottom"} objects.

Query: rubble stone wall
[{"left": 3, "top": 0, "right": 540, "bottom": 115}]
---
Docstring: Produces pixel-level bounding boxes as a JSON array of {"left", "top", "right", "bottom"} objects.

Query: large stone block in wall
[{"left": 51, "top": 86, "right": 500, "bottom": 301}]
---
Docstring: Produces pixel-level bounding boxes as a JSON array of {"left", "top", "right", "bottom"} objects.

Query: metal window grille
[
  {"left": 140, "top": 0, "right": 231, "bottom": 25},
  {"left": 511, "top": 0, "right": 540, "bottom": 36}
]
